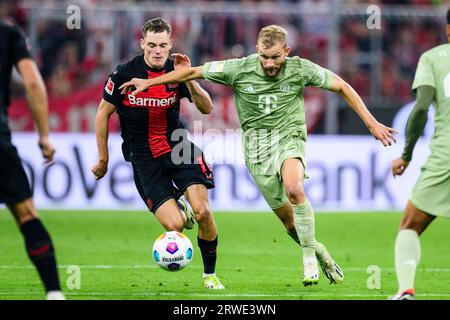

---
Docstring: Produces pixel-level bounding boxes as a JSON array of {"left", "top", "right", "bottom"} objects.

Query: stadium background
[
  {"left": 1, "top": 0, "right": 450, "bottom": 301},
  {"left": 1, "top": 0, "right": 448, "bottom": 211}
]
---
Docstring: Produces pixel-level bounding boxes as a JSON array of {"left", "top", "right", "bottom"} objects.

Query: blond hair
[{"left": 257, "top": 25, "right": 288, "bottom": 48}]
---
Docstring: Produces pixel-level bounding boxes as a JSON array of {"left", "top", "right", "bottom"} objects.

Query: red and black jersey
[
  {"left": 0, "top": 20, "right": 32, "bottom": 137},
  {"left": 103, "top": 55, "right": 192, "bottom": 162}
]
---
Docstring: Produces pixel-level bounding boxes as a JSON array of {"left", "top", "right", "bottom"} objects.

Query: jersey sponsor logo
[
  {"left": 127, "top": 93, "right": 178, "bottom": 108},
  {"left": 105, "top": 77, "right": 114, "bottom": 95},
  {"left": 258, "top": 94, "right": 278, "bottom": 114},
  {"left": 208, "top": 61, "right": 225, "bottom": 73}
]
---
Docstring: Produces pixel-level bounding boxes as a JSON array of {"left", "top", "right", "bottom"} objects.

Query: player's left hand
[
  {"left": 172, "top": 53, "right": 191, "bottom": 69},
  {"left": 38, "top": 136, "right": 55, "bottom": 164},
  {"left": 391, "top": 157, "right": 409, "bottom": 177},
  {"left": 368, "top": 122, "right": 398, "bottom": 147}
]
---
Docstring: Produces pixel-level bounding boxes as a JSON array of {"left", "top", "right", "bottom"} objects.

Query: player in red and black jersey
[
  {"left": 0, "top": 20, "right": 64, "bottom": 299},
  {"left": 91, "top": 18, "right": 224, "bottom": 289}
]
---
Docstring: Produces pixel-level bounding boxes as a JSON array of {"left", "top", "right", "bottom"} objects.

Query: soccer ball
[{"left": 152, "top": 231, "right": 194, "bottom": 271}]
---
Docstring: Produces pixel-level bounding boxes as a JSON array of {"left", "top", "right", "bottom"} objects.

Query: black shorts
[
  {"left": 0, "top": 140, "right": 32, "bottom": 205},
  {"left": 132, "top": 142, "right": 214, "bottom": 213}
]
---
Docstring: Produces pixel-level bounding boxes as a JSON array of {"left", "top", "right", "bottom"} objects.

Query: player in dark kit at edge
[
  {"left": 91, "top": 18, "right": 224, "bottom": 289},
  {"left": 0, "top": 19, "right": 64, "bottom": 299}
]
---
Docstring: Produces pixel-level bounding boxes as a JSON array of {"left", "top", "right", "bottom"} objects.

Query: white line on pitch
[
  {"left": 0, "top": 291, "right": 450, "bottom": 298},
  {"left": 1, "top": 265, "right": 450, "bottom": 272}
]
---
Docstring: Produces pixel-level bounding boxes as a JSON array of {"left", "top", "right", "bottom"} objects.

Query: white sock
[
  {"left": 315, "top": 240, "right": 331, "bottom": 263},
  {"left": 395, "top": 229, "right": 420, "bottom": 292},
  {"left": 293, "top": 199, "right": 316, "bottom": 260}
]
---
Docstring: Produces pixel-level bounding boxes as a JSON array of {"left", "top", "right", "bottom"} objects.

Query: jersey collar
[{"left": 140, "top": 55, "right": 171, "bottom": 72}]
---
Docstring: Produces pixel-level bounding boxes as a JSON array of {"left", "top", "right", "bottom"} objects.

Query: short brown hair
[
  {"left": 141, "top": 17, "right": 171, "bottom": 37},
  {"left": 257, "top": 25, "right": 288, "bottom": 48}
]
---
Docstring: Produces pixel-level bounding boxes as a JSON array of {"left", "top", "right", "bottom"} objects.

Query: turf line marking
[
  {"left": 1, "top": 265, "right": 450, "bottom": 272},
  {"left": 0, "top": 291, "right": 449, "bottom": 298}
]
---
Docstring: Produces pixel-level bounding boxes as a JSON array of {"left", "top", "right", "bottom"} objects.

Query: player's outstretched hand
[
  {"left": 91, "top": 159, "right": 108, "bottom": 180},
  {"left": 172, "top": 53, "right": 191, "bottom": 69},
  {"left": 368, "top": 122, "right": 398, "bottom": 147},
  {"left": 392, "top": 157, "right": 409, "bottom": 177},
  {"left": 119, "top": 78, "right": 150, "bottom": 95},
  {"left": 38, "top": 136, "right": 55, "bottom": 164}
]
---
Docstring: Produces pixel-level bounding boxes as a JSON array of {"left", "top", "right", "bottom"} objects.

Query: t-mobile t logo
[{"left": 258, "top": 94, "right": 277, "bottom": 114}]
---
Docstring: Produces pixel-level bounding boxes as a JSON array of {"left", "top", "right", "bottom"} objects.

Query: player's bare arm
[
  {"left": 119, "top": 66, "right": 204, "bottom": 96},
  {"left": 91, "top": 99, "right": 116, "bottom": 180},
  {"left": 172, "top": 53, "right": 213, "bottom": 114},
  {"left": 184, "top": 80, "right": 213, "bottom": 114},
  {"left": 328, "top": 72, "right": 398, "bottom": 147},
  {"left": 16, "top": 58, "right": 55, "bottom": 163},
  {"left": 391, "top": 85, "right": 435, "bottom": 177}
]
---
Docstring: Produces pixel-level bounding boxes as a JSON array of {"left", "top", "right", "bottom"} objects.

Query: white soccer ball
[{"left": 152, "top": 231, "right": 194, "bottom": 271}]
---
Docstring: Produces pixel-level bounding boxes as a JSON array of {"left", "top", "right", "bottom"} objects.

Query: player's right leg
[
  {"left": 280, "top": 158, "right": 319, "bottom": 286},
  {"left": 1, "top": 141, "right": 64, "bottom": 299},
  {"left": 248, "top": 157, "right": 320, "bottom": 286},
  {"left": 391, "top": 201, "right": 435, "bottom": 300}
]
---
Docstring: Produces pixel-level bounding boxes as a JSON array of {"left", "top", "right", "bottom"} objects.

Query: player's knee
[
  {"left": 285, "top": 184, "right": 306, "bottom": 205},
  {"left": 399, "top": 216, "right": 423, "bottom": 234},
  {"left": 191, "top": 202, "right": 212, "bottom": 223},
  {"left": 399, "top": 205, "right": 434, "bottom": 235},
  {"left": 9, "top": 198, "right": 38, "bottom": 225},
  {"left": 399, "top": 214, "right": 413, "bottom": 230},
  {"left": 162, "top": 220, "right": 184, "bottom": 232}
]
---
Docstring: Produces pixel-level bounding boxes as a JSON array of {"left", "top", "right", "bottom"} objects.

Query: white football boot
[
  {"left": 302, "top": 258, "right": 320, "bottom": 286},
  {"left": 318, "top": 257, "right": 344, "bottom": 284},
  {"left": 203, "top": 274, "right": 225, "bottom": 290},
  {"left": 177, "top": 196, "right": 195, "bottom": 230}
]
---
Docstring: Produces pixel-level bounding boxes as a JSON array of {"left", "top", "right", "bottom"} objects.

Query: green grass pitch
[{"left": 1, "top": 209, "right": 449, "bottom": 300}]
